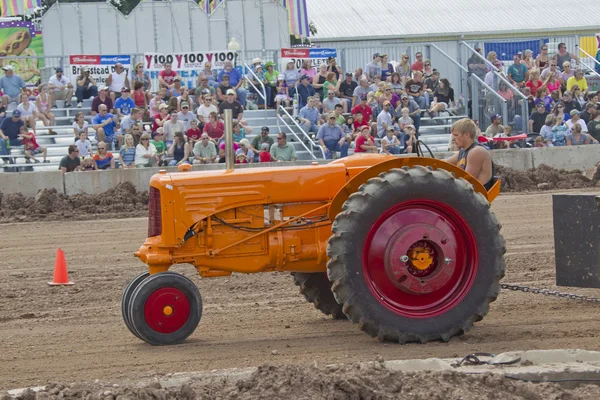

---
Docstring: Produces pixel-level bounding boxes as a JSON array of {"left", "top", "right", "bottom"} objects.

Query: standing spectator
[
  {"left": 187, "top": 119, "right": 202, "bottom": 146},
  {"left": 296, "top": 74, "right": 316, "bottom": 109},
  {"left": 317, "top": 113, "right": 348, "bottom": 159},
  {"left": 553, "top": 43, "right": 579, "bottom": 72},
  {"left": 168, "top": 131, "right": 190, "bottom": 166},
  {"left": 163, "top": 111, "right": 185, "bottom": 145},
  {"left": 132, "top": 62, "right": 151, "bottom": 101},
  {"left": 92, "top": 104, "right": 120, "bottom": 149},
  {"left": 536, "top": 45, "right": 550, "bottom": 70},
  {"left": 567, "top": 69, "right": 588, "bottom": 95},
  {"left": 299, "top": 59, "right": 316, "bottom": 83},
  {"left": 263, "top": 61, "right": 279, "bottom": 107},
  {"left": 467, "top": 47, "right": 487, "bottom": 81},
  {"left": 48, "top": 67, "right": 73, "bottom": 108},
  {"left": 198, "top": 61, "right": 218, "bottom": 89},
  {"left": 114, "top": 87, "right": 135, "bottom": 118},
  {"left": 282, "top": 60, "right": 300, "bottom": 88},
  {"left": 428, "top": 78, "right": 454, "bottom": 116},
  {"left": 202, "top": 111, "right": 224, "bottom": 142},
  {"left": 93, "top": 142, "right": 115, "bottom": 170},
  {"left": 0, "top": 110, "right": 23, "bottom": 163},
  {"left": 35, "top": 84, "right": 56, "bottom": 134},
  {"left": 134, "top": 133, "right": 158, "bottom": 167},
  {"left": 380, "top": 126, "right": 401, "bottom": 154},
  {"left": 197, "top": 94, "right": 218, "bottom": 125},
  {"left": 17, "top": 93, "right": 37, "bottom": 134},
  {"left": 270, "top": 132, "right": 297, "bottom": 161},
  {"left": 0, "top": 65, "right": 25, "bottom": 108},
  {"left": 119, "top": 133, "right": 136, "bottom": 168},
  {"left": 106, "top": 63, "right": 130, "bottom": 103},
  {"left": 91, "top": 87, "right": 114, "bottom": 115},
  {"left": 354, "top": 125, "right": 377, "bottom": 153},
  {"left": 507, "top": 54, "right": 528, "bottom": 87},
  {"left": 59, "top": 145, "right": 81, "bottom": 174},
  {"left": 75, "top": 67, "right": 98, "bottom": 108},
  {"left": 250, "top": 126, "right": 274, "bottom": 159},
  {"left": 405, "top": 71, "right": 427, "bottom": 109},
  {"left": 365, "top": 53, "right": 382, "bottom": 83},
  {"left": 158, "top": 62, "right": 179, "bottom": 96},
  {"left": 396, "top": 54, "right": 412, "bottom": 83},
  {"left": 411, "top": 51, "right": 424, "bottom": 72},
  {"left": 20, "top": 126, "right": 48, "bottom": 163},
  {"left": 75, "top": 130, "right": 93, "bottom": 158},
  {"left": 72, "top": 112, "right": 89, "bottom": 141},
  {"left": 218, "top": 60, "right": 247, "bottom": 107},
  {"left": 178, "top": 102, "right": 198, "bottom": 131},
  {"left": 298, "top": 96, "right": 320, "bottom": 136},
  {"left": 193, "top": 133, "right": 217, "bottom": 164},
  {"left": 397, "top": 94, "right": 422, "bottom": 133},
  {"left": 376, "top": 101, "right": 393, "bottom": 138}
]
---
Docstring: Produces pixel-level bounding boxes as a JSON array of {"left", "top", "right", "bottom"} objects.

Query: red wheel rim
[
  {"left": 144, "top": 287, "right": 191, "bottom": 334},
  {"left": 363, "top": 200, "right": 478, "bottom": 319}
]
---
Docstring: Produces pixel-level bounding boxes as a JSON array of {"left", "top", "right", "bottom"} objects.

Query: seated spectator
[
  {"left": 412, "top": 51, "right": 424, "bottom": 72},
  {"left": 296, "top": 74, "right": 316, "bottom": 109},
  {"left": 158, "top": 62, "right": 180, "bottom": 97},
  {"left": 397, "top": 94, "right": 421, "bottom": 133},
  {"left": 351, "top": 94, "right": 374, "bottom": 123},
  {"left": 312, "top": 64, "right": 329, "bottom": 100},
  {"left": 587, "top": 110, "right": 600, "bottom": 142},
  {"left": 263, "top": 61, "right": 280, "bottom": 108},
  {"left": 48, "top": 67, "right": 73, "bottom": 108},
  {"left": 198, "top": 61, "right": 218, "bottom": 89},
  {"left": 120, "top": 107, "right": 143, "bottom": 137},
  {"left": 92, "top": 104, "right": 121, "bottom": 150},
  {"left": 369, "top": 75, "right": 382, "bottom": 93},
  {"left": 352, "top": 111, "right": 370, "bottom": 134},
  {"left": 567, "top": 124, "right": 597, "bottom": 146},
  {"left": 376, "top": 100, "right": 393, "bottom": 138},
  {"left": 232, "top": 122, "right": 250, "bottom": 143},
  {"left": 317, "top": 113, "right": 348, "bottom": 159},
  {"left": 566, "top": 69, "right": 588, "bottom": 95},
  {"left": 196, "top": 94, "right": 218, "bottom": 125},
  {"left": 128, "top": 124, "right": 143, "bottom": 146},
  {"left": 536, "top": 45, "right": 549, "bottom": 70},
  {"left": 529, "top": 102, "right": 548, "bottom": 133},
  {"left": 35, "top": 84, "right": 56, "bottom": 134},
  {"left": 72, "top": 111, "right": 89, "bottom": 141},
  {"left": 571, "top": 85, "right": 586, "bottom": 108},
  {"left": 424, "top": 71, "right": 440, "bottom": 94},
  {"left": 250, "top": 126, "right": 274, "bottom": 160},
  {"left": 75, "top": 67, "right": 98, "bottom": 108},
  {"left": 235, "top": 138, "right": 254, "bottom": 164},
  {"left": 580, "top": 102, "right": 596, "bottom": 124},
  {"left": 218, "top": 89, "right": 246, "bottom": 125},
  {"left": 352, "top": 78, "right": 371, "bottom": 107},
  {"left": 114, "top": 87, "right": 135, "bottom": 118},
  {"left": 166, "top": 78, "right": 184, "bottom": 102},
  {"left": 119, "top": 133, "right": 136, "bottom": 168},
  {"left": 485, "top": 114, "right": 504, "bottom": 137},
  {"left": 202, "top": 111, "right": 224, "bottom": 142},
  {"left": 380, "top": 126, "right": 402, "bottom": 154},
  {"left": 59, "top": 145, "right": 81, "bottom": 174},
  {"left": 178, "top": 87, "right": 194, "bottom": 112},
  {"left": 332, "top": 104, "right": 346, "bottom": 126},
  {"left": 75, "top": 130, "right": 93, "bottom": 158},
  {"left": 0, "top": 110, "right": 23, "bottom": 164},
  {"left": 540, "top": 114, "right": 555, "bottom": 144},
  {"left": 533, "top": 135, "right": 546, "bottom": 148},
  {"left": 339, "top": 73, "right": 357, "bottom": 104},
  {"left": 259, "top": 142, "right": 273, "bottom": 162},
  {"left": 522, "top": 49, "right": 535, "bottom": 70},
  {"left": 322, "top": 90, "right": 343, "bottom": 114},
  {"left": 19, "top": 126, "right": 48, "bottom": 163},
  {"left": 168, "top": 131, "right": 190, "bottom": 166},
  {"left": 540, "top": 61, "right": 561, "bottom": 83},
  {"left": 151, "top": 129, "right": 167, "bottom": 166},
  {"left": 218, "top": 60, "right": 247, "bottom": 107},
  {"left": 397, "top": 107, "right": 413, "bottom": 132},
  {"left": 91, "top": 87, "right": 114, "bottom": 116},
  {"left": 422, "top": 60, "right": 434, "bottom": 80},
  {"left": 17, "top": 93, "right": 38, "bottom": 134},
  {"left": 299, "top": 59, "right": 316, "bottom": 83},
  {"left": 93, "top": 141, "right": 115, "bottom": 170},
  {"left": 405, "top": 71, "right": 426, "bottom": 109},
  {"left": 552, "top": 102, "right": 569, "bottom": 123},
  {"left": 551, "top": 115, "right": 568, "bottom": 146},
  {"left": 247, "top": 62, "right": 266, "bottom": 108},
  {"left": 187, "top": 119, "right": 202, "bottom": 146},
  {"left": 498, "top": 82, "right": 515, "bottom": 108},
  {"left": 402, "top": 124, "right": 418, "bottom": 154},
  {"left": 195, "top": 76, "right": 216, "bottom": 99},
  {"left": 298, "top": 96, "right": 320, "bottom": 136},
  {"left": 566, "top": 110, "right": 588, "bottom": 133},
  {"left": 178, "top": 102, "right": 198, "bottom": 130},
  {"left": 134, "top": 133, "right": 158, "bottom": 167},
  {"left": 193, "top": 133, "right": 217, "bottom": 164},
  {"left": 525, "top": 68, "right": 543, "bottom": 95},
  {"left": 82, "top": 156, "right": 96, "bottom": 171},
  {"left": 217, "top": 140, "right": 240, "bottom": 163},
  {"left": 507, "top": 54, "right": 528, "bottom": 87},
  {"left": 389, "top": 72, "right": 404, "bottom": 96},
  {"left": 562, "top": 62, "right": 574, "bottom": 86},
  {"left": 381, "top": 84, "right": 400, "bottom": 109},
  {"left": 428, "top": 78, "right": 455, "bottom": 116},
  {"left": 365, "top": 53, "right": 382, "bottom": 82},
  {"left": 0, "top": 65, "right": 25, "bottom": 108},
  {"left": 395, "top": 54, "right": 412, "bottom": 83},
  {"left": 132, "top": 62, "right": 152, "bottom": 102},
  {"left": 270, "top": 131, "right": 297, "bottom": 161},
  {"left": 354, "top": 125, "right": 377, "bottom": 153},
  {"left": 106, "top": 63, "right": 129, "bottom": 103},
  {"left": 163, "top": 111, "right": 185, "bottom": 146},
  {"left": 149, "top": 89, "right": 166, "bottom": 116},
  {"left": 274, "top": 75, "right": 290, "bottom": 110},
  {"left": 217, "top": 74, "right": 234, "bottom": 103},
  {"left": 543, "top": 72, "right": 562, "bottom": 96}
]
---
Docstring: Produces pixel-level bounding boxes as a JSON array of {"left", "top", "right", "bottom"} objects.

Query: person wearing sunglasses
[
  {"left": 566, "top": 69, "right": 588, "bottom": 97},
  {"left": 59, "top": 145, "right": 81, "bottom": 174},
  {"left": 135, "top": 132, "right": 158, "bottom": 167},
  {"left": 93, "top": 141, "right": 115, "bottom": 170}
]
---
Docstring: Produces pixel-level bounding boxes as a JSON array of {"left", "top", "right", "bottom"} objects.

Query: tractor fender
[{"left": 328, "top": 156, "right": 500, "bottom": 221}]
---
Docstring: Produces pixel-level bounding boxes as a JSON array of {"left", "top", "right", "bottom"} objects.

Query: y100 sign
[{"left": 144, "top": 51, "right": 238, "bottom": 70}]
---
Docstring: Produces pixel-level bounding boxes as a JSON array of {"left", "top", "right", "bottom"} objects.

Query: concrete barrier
[
  {"left": 0, "top": 171, "right": 64, "bottom": 197},
  {"left": 531, "top": 145, "right": 600, "bottom": 171}
]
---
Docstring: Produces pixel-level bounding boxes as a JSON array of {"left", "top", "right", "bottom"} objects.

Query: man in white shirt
[
  {"left": 163, "top": 111, "right": 186, "bottom": 145},
  {"left": 48, "top": 67, "right": 73, "bottom": 108},
  {"left": 196, "top": 95, "right": 218, "bottom": 124},
  {"left": 376, "top": 101, "right": 393, "bottom": 138},
  {"left": 566, "top": 110, "right": 588, "bottom": 133}
]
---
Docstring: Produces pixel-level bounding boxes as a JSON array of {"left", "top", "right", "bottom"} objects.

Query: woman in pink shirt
[
  {"left": 299, "top": 59, "right": 316, "bottom": 84},
  {"left": 544, "top": 72, "right": 562, "bottom": 97}
]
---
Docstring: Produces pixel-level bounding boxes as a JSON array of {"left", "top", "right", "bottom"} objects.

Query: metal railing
[
  {"left": 276, "top": 105, "right": 326, "bottom": 159},
  {"left": 243, "top": 63, "right": 267, "bottom": 119},
  {"left": 575, "top": 45, "right": 600, "bottom": 80}
]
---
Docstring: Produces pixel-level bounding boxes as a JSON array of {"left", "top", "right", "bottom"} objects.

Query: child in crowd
[
  {"left": 397, "top": 108, "right": 413, "bottom": 133},
  {"left": 75, "top": 131, "right": 93, "bottom": 157},
  {"left": 114, "top": 87, "right": 135, "bottom": 118},
  {"left": 259, "top": 142, "right": 272, "bottom": 162},
  {"left": 187, "top": 119, "right": 202, "bottom": 147},
  {"left": 380, "top": 126, "right": 402, "bottom": 154},
  {"left": 274, "top": 75, "right": 289, "bottom": 110},
  {"left": 354, "top": 126, "right": 377, "bottom": 153},
  {"left": 352, "top": 112, "right": 369, "bottom": 134},
  {"left": 19, "top": 126, "right": 49, "bottom": 163},
  {"left": 149, "top": 89, "right": 166, "bottom": 115},
  {"left": 82, "top": 155, "right": 96, "bottom": 171},
  {"left": 119, "top": 133, "right": 136, "bottom": 168},
  {"left": 534, "top": 136, "right": 545, "bottom": 148},
  {"left": 551, "top": 115, "right": 568, "bottom": 146},
  {"left": 151, "top": 129, "right": 167, "bottom": 166}
]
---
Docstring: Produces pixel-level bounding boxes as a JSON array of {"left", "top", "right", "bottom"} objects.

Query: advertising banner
[
  {"left": 280, "top": 48, "right": 337, "bottom": 71},
  {"left": 143, "top": 51, "right": 238, "bottom": 89},
  {"left": 0, "top": 21, "right": 43, "bottom": 95},
  {"left": 68, "top": 55, "right": 131, "bottom": 87}
]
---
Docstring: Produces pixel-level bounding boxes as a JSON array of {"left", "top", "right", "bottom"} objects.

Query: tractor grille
[{"left": 148, "top": 186, "right": 162, "bottom": 237}]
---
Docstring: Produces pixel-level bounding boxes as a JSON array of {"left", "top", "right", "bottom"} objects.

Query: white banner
[
  {"left": 68, "top": 55, "right": 131, "bottom": 88},
  {"left": 279, "top": 48, "right": 337, "bottom": 72},
  {"left": 143, "top": 51, "right": 238, "bottom": 89}
]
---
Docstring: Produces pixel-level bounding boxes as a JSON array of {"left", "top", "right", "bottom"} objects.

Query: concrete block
[
  {"left": 491, "top": 149, "right": 533, "bottom": 171},
  {"left": 0, "top": 171, "right": 64, "bottom": 196},
  {"left": 532, "top": 145, "right": 600, "bottom": 171}
]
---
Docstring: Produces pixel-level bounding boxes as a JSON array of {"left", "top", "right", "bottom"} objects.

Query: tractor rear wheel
[
  {"left": 327, "top": 166, "right": 505, "bottom": 343},
  {"left": 291, "top": 272, "right": 345, "bottom": 319},
  {"left": 122, "top": 271, "right": 150, "bottom": 340},
  {"left": 128, "top": 272, "right": 203, "bottom": 345}
]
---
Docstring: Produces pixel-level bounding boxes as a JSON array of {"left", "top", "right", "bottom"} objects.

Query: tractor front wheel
[
  {"left": 128, "top": 272, "right": 203, "bottom": 345},
  {"left": 291, "top": 272, "right": 345, "bottom": 319},
  {"left": 327, "top": 166, "right": 505, "bottom": 343}
]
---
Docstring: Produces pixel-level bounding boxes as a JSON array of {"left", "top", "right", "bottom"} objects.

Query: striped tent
[
  {"left": 280, "top": 0, "right": 309, "bottom": 39},
  {"left": 0, "top": 0, "right": 41, "bottom": 17}
]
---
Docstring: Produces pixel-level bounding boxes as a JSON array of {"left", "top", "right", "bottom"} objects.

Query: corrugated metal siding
[{"left": 307, "top": 0, "right": 600, "bottom": 41}]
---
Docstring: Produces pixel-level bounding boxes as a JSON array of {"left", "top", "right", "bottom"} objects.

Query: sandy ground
[{"left": 1, "top": 190, "right": 600, "bottom": 391}]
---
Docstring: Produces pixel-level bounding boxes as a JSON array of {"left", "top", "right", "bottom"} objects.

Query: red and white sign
[
  {"left": 281, "top": 48, "right": 309, "bottom": 58},
  {"left": 67, "top": 54, "right": 131, "bottom": 87},
  {"left": 69, "top": 55, "right": 100, "bottom": 64}
]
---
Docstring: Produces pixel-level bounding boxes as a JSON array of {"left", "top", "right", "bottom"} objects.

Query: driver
[{"left": 444, "top": 118, "right": 495, "bottom": 190}]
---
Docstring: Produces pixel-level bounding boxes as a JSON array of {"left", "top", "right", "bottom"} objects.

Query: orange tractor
[{"left": 122, "top": 139, "right": 504, "bottom": 346}]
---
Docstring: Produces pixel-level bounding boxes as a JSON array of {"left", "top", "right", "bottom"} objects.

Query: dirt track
[{"left": 1, "top": 190, "right": 600, "bottom": 391}]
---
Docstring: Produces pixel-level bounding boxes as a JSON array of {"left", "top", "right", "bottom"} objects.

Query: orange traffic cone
[{"left": 48, "top": 248, "right": 74, "bottom": 286}]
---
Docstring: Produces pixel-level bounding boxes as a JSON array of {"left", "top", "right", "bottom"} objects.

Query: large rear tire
[
  {"left": 291, "top": 272, "right": 345, "bottom": 319},
  {"left": 327, "top": 166, "right": 505, "bottom": 343}
]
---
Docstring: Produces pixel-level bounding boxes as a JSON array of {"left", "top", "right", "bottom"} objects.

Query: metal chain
[{"left": 501, "top": 283, "right": 600, "bottom": 303}]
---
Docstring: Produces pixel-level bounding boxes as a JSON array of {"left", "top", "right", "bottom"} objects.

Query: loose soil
[
  {"left": 6, "top": 364, "right": 600, "bottom": 400},
  {"left": 497, "top": 164, "right": 600, "bottom": 192}
]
